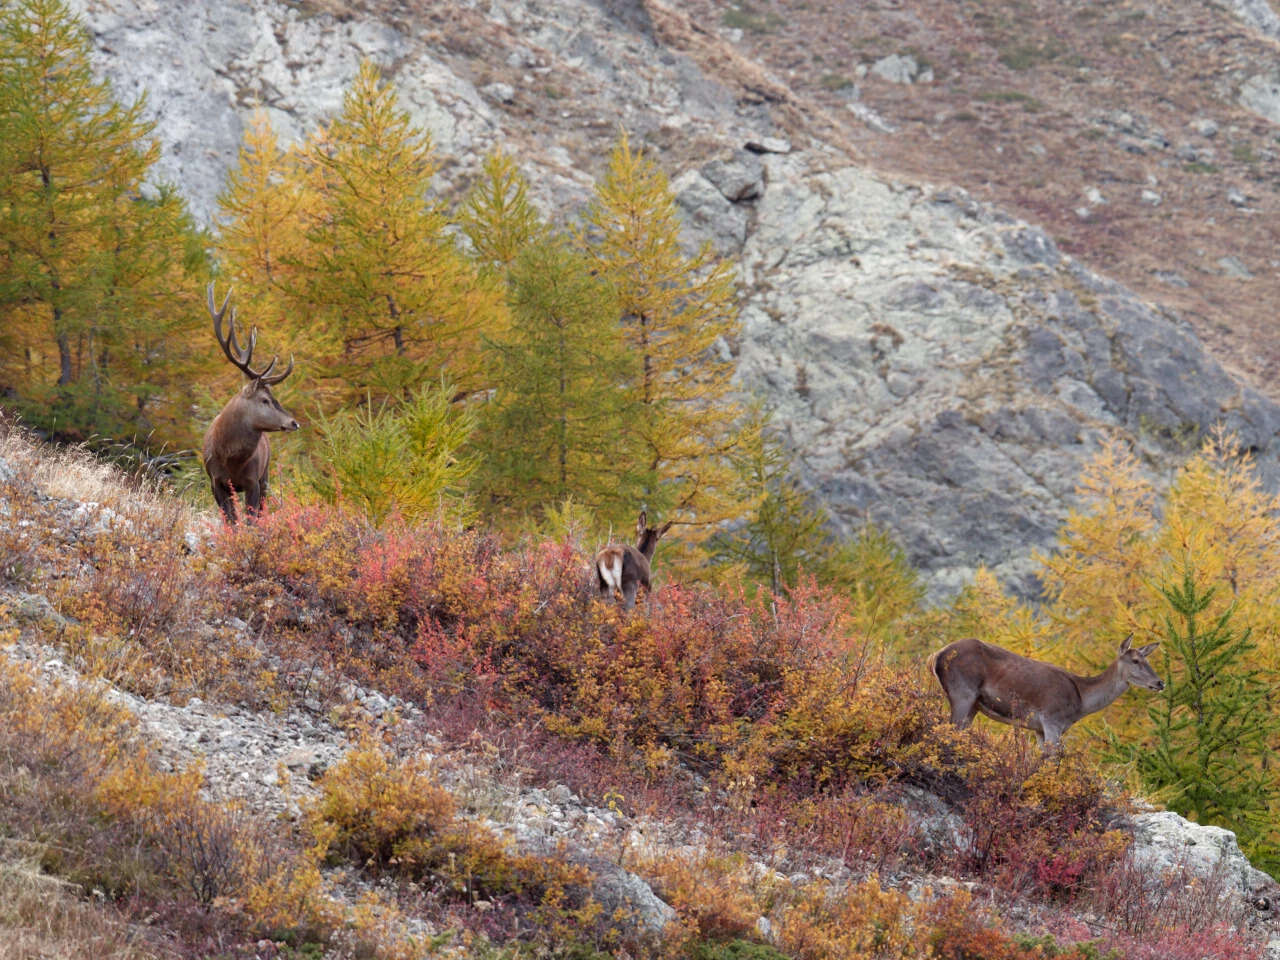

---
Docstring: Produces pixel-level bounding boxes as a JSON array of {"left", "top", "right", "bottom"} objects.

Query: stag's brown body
[
  {"left": 201, "top": 284, "right": 298, "bottom": 522},
  {"left": 928, "top": 635, "right": 1163, "bottom": 748},
  {"left": 594, "top": 511, "right": 672, "bottom": 610}
]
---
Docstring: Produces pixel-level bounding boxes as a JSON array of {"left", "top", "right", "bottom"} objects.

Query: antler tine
[
  {"left": 231, "top": 318, "right": 258, "bottom": 374},
  {"left": 259, "top": 353, "right": 294, "bottom": 386},
  {"left": 206, "top": 281, "right": 231, "bottom": 325},
  {"left": 208, "top": 282, "right": 252, "bottom": 377}
]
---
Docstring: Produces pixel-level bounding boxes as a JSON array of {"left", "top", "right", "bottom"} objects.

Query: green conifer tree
[
  {"left": 295, "top": 381, "right": 477, "bottom": 526},
  {"left": 460, "top": 150, "right": 546, "bottom": 275},
  {"left": 475, "top": 239, "right": 643, "bottom": 524},
  {"left": 709, "top": 416, "right": 829, "bottom": 594},
  {"left": 1119, "top": 566, "right": 1280, "bottom": 867},
  {"left": 711, "top": 417, "right": 922, "bottom": 636}
]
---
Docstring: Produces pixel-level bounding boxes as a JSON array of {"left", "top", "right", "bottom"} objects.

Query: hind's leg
[
  {"left": 947, "top": 689, "right": 979, "bottom": 730},
  {"left": 622, "top": 580, "right": 638, "bottom": 610}
]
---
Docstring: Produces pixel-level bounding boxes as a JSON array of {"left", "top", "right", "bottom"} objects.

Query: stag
[
  {"left": 928, "top": 635, "right": 1163, "bottom": 749},
  {"left": 594, "top": 510, "right": 673, "bottom": 610},
  {"left": 201, "top": 283, "right": 299, "bottom": 522}
]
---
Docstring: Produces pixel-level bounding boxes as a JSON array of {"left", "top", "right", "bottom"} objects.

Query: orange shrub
[
  {"left": 305, "top": 736, "right": 594, "bottom": 914},
  {"left": 305, "top": 735, "right": 456, "bottom": 872},
  {"left": 212, "top": 500, "right": 1139, "bottom": 926}
]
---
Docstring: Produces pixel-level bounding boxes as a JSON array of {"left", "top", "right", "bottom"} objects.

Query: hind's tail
[
  {"left": 598, "top": 553, "right": 623, "bottom": 595},
  {"left": 925, "top": 648, "right": 943, "bottom": 684}
]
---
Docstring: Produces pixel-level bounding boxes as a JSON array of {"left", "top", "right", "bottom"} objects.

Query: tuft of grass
[
  {"left": 998, "top": 39, "right": 1070, "bottom": 71},
  {"left": 978, "top": 90, "right": 1044, "bottom": 111},
  {"left": 721, "top": 2, "right": 783, "bottom": 34},
  {"left": 0, "top": 847, "right": 166, "bottom": 960}
]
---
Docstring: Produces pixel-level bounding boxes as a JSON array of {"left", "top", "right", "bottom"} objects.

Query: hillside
[
  {"left": 1, "top": 423, "right": 1278, "bottom": 959},
  {"left": 67, "top": 0, "right": 1280, "bottom": 599},
  {"left": 703, "top": 0, "right": 1280, "bottom": 388}
]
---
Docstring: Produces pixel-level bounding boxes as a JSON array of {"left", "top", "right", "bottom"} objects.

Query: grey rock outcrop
[
  {"left": 1240, "top": 72, "right": 1280, "bottom": 126},
  {"left": 733, "top": 156, "right": 1280, "bottom": 597},
  {"left": 1127, "top": 811, "right": 1277, "bottom": 918},
  {"left": 1229, "top": 0, "right": 1280, "bottom": 41}
]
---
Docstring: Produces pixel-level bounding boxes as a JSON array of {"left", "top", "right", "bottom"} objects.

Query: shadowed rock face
[
  {"left": 70, "top": 0, "right": 1280, "bottom": 600},
  {"left": 711, "top": 157, "right": 1280, "bottom": 598}
]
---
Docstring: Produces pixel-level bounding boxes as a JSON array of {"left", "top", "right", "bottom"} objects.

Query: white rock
[
  {"left": 1129, "top": 810, "right": 1275, "bottom": 899},
  {"left": 870, "top": 53, "right": 918, "bottom": 85}
]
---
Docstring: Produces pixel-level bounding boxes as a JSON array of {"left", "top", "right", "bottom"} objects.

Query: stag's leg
[
  {"left": 242, "top": 479, "right": 263, "bottom": 519},
  {"left": 211, "top": 480, "right": 238, "bottom": 524}
]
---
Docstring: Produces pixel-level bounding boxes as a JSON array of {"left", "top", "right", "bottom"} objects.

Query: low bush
[{"left": 304, "top": 736, "right": 605, "bottom": 946}]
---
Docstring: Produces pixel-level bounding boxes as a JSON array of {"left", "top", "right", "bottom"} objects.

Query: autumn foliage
[{"left": 1, "top": 2, "right": 1278, "bottom": 956}]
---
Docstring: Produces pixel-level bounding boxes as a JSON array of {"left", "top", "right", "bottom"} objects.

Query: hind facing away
[{"left": 594, "top": 511, "right": 672, "bottom": 610}]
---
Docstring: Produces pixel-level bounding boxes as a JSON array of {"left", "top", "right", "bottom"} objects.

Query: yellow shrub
[
  {"left": 640, "top": 847, "right": 769, "bottom": 943},
  {"left": 306, "top": 735, "right": 456, "bottom": 871},
  {"left": 775, "top": 877, "right": 921, "bottom": 960}
]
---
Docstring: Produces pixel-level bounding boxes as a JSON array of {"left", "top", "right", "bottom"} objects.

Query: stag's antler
[{"left": 206, "top": 282, "right": 294, "bottom": 384}]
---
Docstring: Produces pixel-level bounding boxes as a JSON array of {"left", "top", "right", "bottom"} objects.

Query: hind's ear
[
  {"left": 1118, "top": 634, "right": 1133, "bottom": 654},
  {"left": 1137, "top": 642, "right": 1160, "bottom": 658},
  {"left": 657, "top": 520, "right": 674, "bottom": 537}
]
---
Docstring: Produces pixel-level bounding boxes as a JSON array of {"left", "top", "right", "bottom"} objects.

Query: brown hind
[
  {"left": 593, "top": 510, "right": 673, "bottom": 610},
  {"left": 928, "top": 635, "right": 1163, "bottom": 749}
]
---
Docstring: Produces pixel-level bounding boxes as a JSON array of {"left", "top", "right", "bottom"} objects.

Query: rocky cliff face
[{"left": 69, "top": 0, "right": 1280, "bottom": 598}]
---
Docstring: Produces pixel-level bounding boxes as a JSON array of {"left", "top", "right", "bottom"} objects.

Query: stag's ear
[
  {"left": 1137, "top": 642, "right": 1160, "bottom": 658},
  {"left": 1118, "top": 634, "right": 1133, "bottom": 654}
]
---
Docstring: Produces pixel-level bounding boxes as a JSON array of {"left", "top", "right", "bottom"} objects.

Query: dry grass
[
  {"left": 0, "top": 845, "right": 168, "bottom": 960},
  {"left": 0, "top": 425, "right": 202, "bottom": 530}
]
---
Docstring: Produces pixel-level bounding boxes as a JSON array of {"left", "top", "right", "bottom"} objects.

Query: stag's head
[
  {"left": 235, "top": 378, "right": 300, "bottom": 433},
  {"left": 208, "top": 283, "right": 299, "bottom": 433},
  {"left": 1117, "top": 635, "right": 1164, "bottom": 691}
]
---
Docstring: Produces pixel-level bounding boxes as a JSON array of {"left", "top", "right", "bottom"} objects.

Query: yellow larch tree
[
  {"left": 0, "top": 0, "right": 210, "bottom": 448},
  {"left": 580, "top": 131, "right": 757, "bottom": 562},
  {"left": 287, "top": 60, "right": 504, "bottom": 408},
  {"left": 1038, "top": 432, "right": 1280, "bottom": 748},
  {"left": 211, "top": 109, "right": 307, "bottom": 417},
  {"left": 1037, "top": 437, "right": 1162, "bottom": 654},
  {"left": 214, "top": 110, "right": 305, "bottom": 318}
]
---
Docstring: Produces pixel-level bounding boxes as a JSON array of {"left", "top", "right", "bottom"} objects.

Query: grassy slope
[{"left": 0, "top": 424, "right": 1270, "bottom": 958}]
